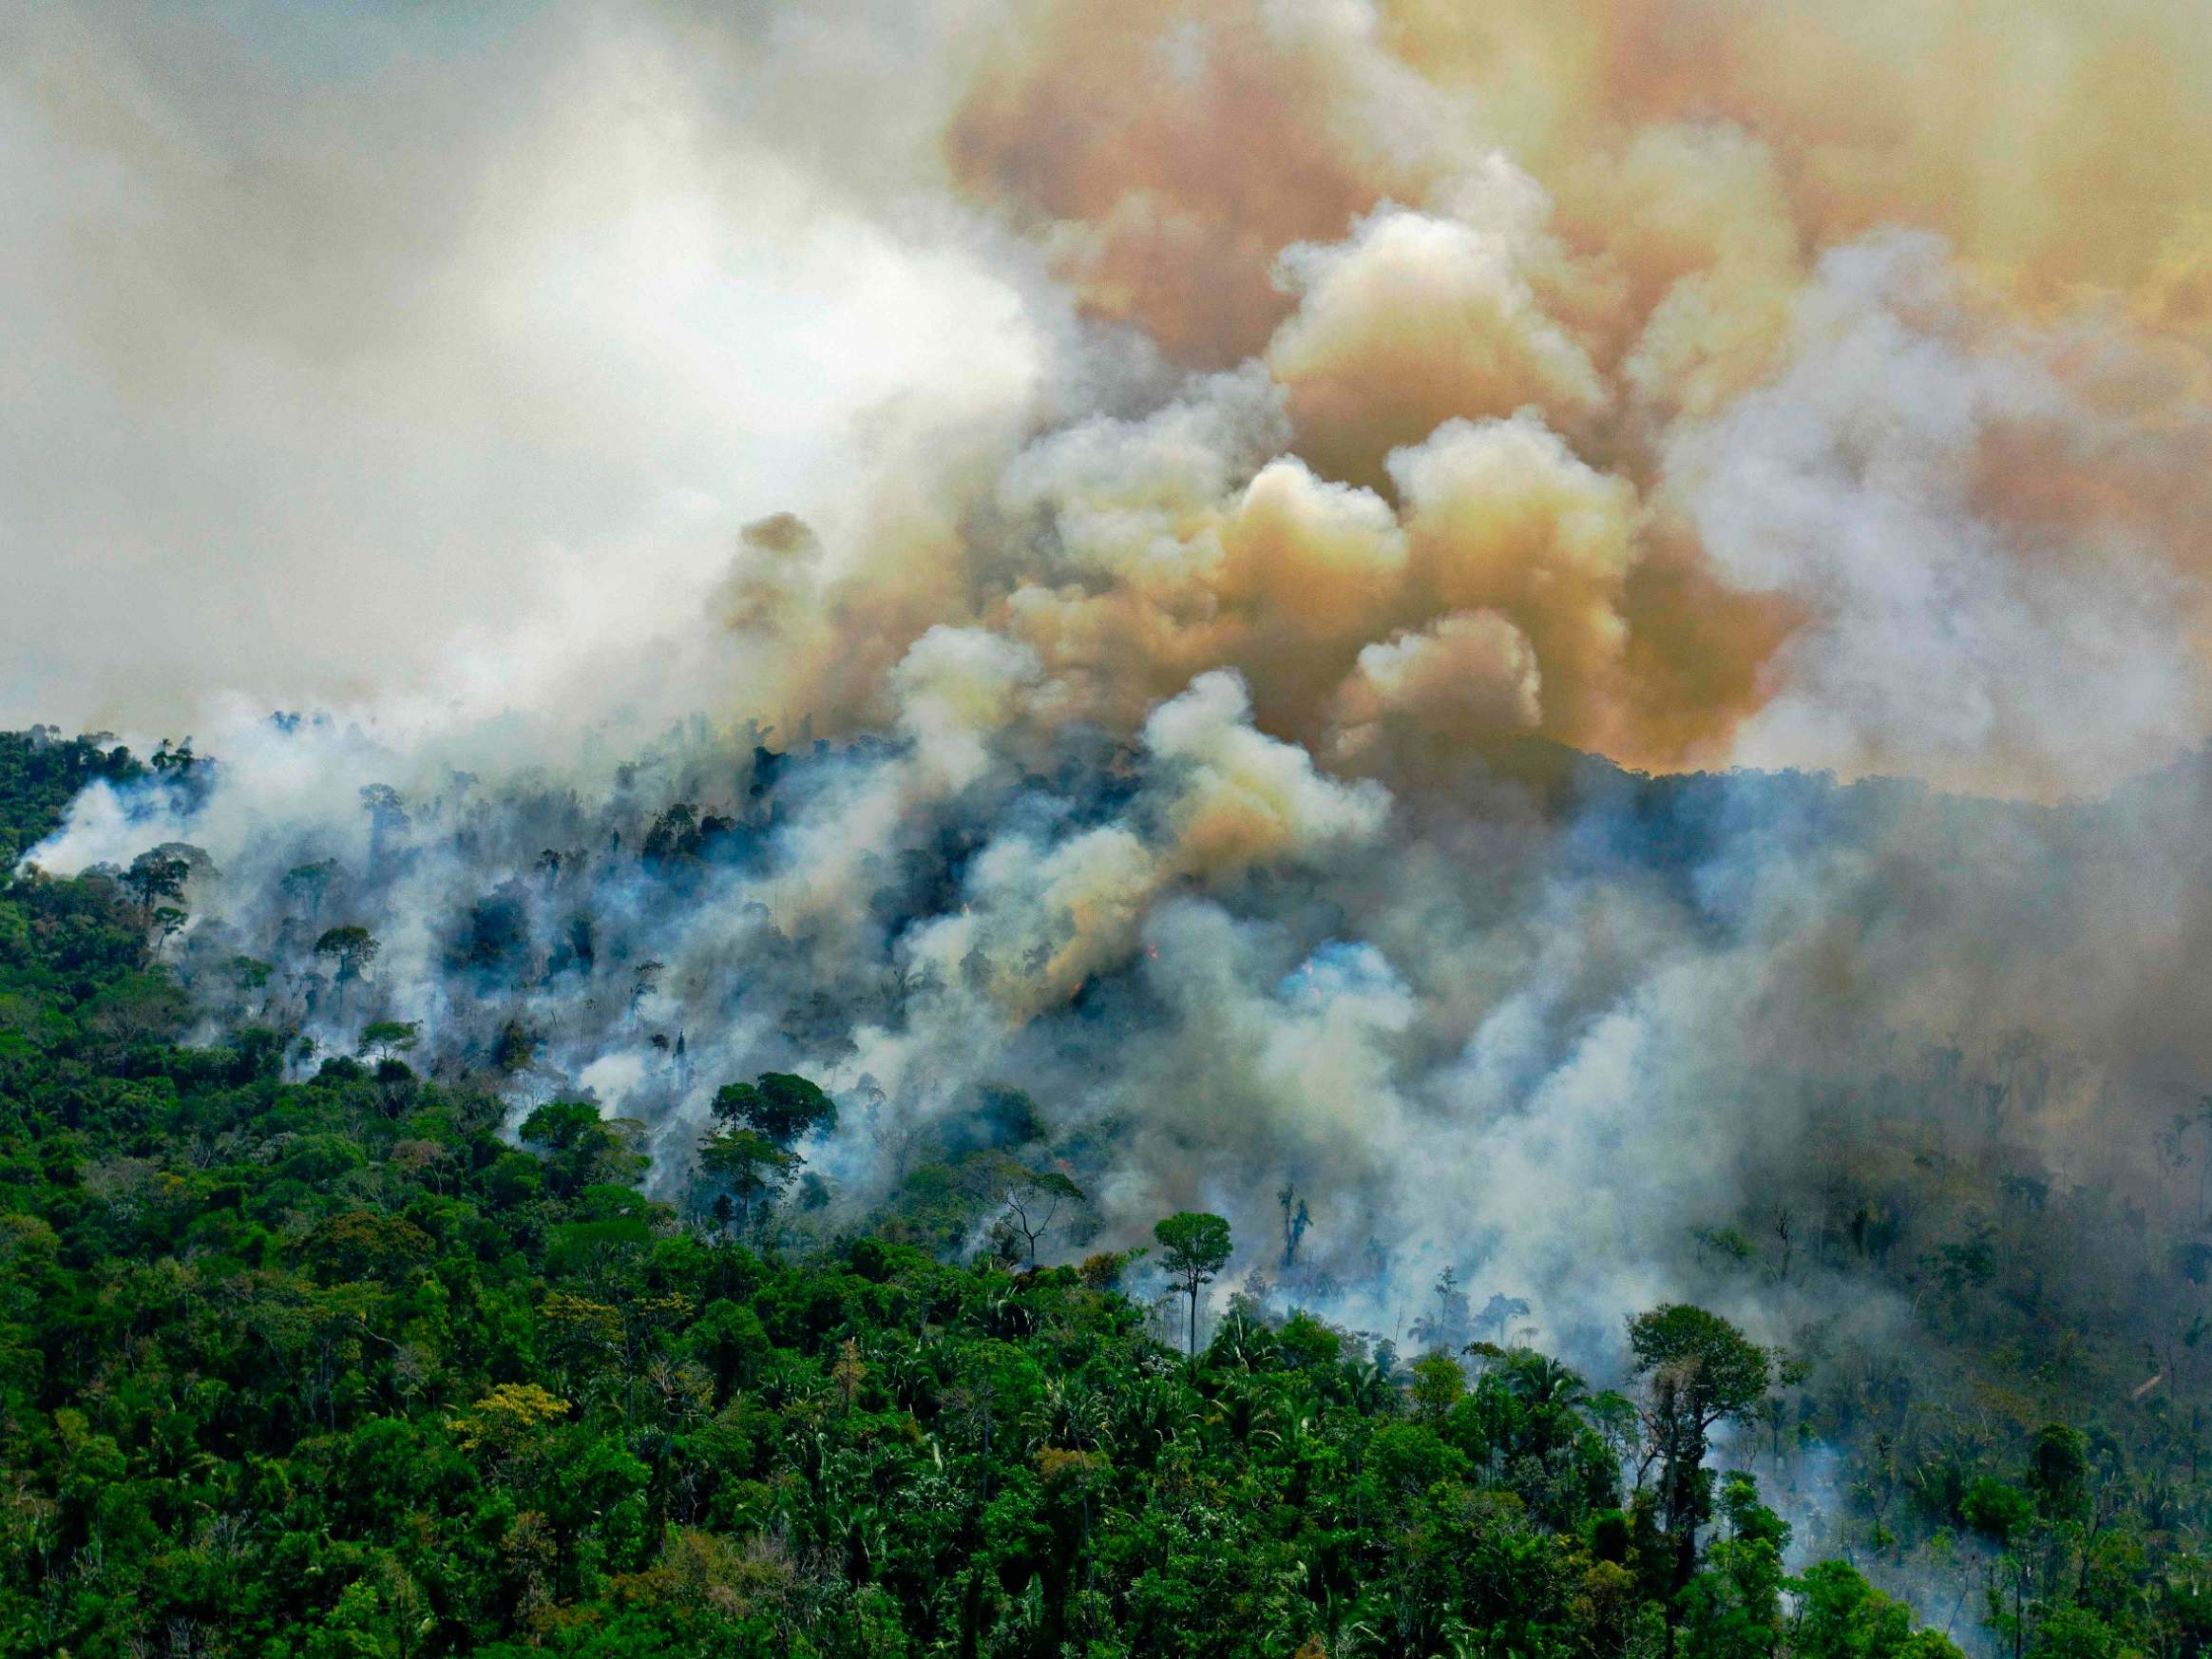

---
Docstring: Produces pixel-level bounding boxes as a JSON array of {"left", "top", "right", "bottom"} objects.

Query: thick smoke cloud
[
  {"left": 19, "top": 0, "right": 2212, "bottom": 790},
  {"left": 0, "top": 1, "right": 1042, "bottom": 735},
  {"left": 16, "top": 0, "right": 2212, "bottom": 1505}
]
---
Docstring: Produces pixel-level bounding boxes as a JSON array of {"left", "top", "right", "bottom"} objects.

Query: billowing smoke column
[{"left": 17, "top": 0, "right": 2212, "bottom": 1400}]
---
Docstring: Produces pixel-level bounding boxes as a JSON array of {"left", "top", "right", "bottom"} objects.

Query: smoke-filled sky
[
  {"left": 11, "top": 0, "right": 2212, "bottom": 798},
  {"left": 0, "top": 2, "right": 1040, "bottom": 734},
  {"left": 17, "top": 0, "right": 2212, "bottom": 1397}
]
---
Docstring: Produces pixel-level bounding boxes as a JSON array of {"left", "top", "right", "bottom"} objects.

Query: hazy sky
[
  {"left": 0, "top": 2, "right": 1034, "bottom": 733},
  {"left": 11, "top": 0, "right": 2212, "bottom": 800}
]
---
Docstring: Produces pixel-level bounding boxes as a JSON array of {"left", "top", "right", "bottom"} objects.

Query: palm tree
[
  {"left": 1500, "top": 1351, "right": 1588, "bottom": 1410},
  {"left": 1028, "top": 1377, "right": 1115, "bottom": 1459},
  {"left": 1340, "top": 1356, "right": 1396, "bottom": 1418}
]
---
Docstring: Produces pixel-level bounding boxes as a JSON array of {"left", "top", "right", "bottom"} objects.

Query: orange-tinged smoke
[
  {"left": 945, "top": 0, "right": 1431, "bottom": 366},
  {"left": 743, "top": 0, "right": 2212, "bottom": 800}
]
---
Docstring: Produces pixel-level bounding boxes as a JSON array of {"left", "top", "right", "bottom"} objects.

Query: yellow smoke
[{"left": 742, "top": 0, "right": 2212, "bottom": 798}]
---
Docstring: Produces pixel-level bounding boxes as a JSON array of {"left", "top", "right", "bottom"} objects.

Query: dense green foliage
[
  {"left": 0, "top": 740, "right": 2201, "bottom": 1657},
  {"left": 0, "top": 730, "right": 143, "bottom": 866}
]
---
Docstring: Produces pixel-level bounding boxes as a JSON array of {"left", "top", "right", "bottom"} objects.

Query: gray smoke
[{"left": 16, "top": 29, "right": 2212, "bottom": 1630}]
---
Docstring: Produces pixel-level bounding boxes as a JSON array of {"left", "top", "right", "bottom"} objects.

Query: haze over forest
[{"left": 8, "top": 3, "right": 2212, "bottom": 1655}]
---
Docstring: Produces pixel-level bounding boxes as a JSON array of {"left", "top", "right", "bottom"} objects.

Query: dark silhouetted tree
[
  {"left": 282, "top": 858, "right": 338, "bottom": 921},
  {"left": 359, "top": 784, "right": 409, "bottom": 865},
  {"left": 1279, "top": 1183, "right": 1310, "bottom": 1270},
  {"left": 357, "top": 1020, "right": 419, "bottom": 1062},
  {"left": 314, "top": 925, "right": 380, "bottom": 984},
  {"left": 989, "top": 1162, "right": 1086, "bottom": 1266},
  {"left": 121, "top": 848, "right": 190, "bottom": 928}
]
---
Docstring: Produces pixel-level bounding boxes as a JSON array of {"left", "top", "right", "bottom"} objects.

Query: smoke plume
[{"left": 16, "top": 3, "right": 2212, "bottom": 1538}]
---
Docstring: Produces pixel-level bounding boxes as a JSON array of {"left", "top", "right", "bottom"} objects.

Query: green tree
[
  {"left": 696, "top": 1124, "right": 797, "bottom": 1233},
  {"left": 2029, "top": 1606, "right": 2120, "bottom": 1659},
  {"left": 522, "top": 1099, "right": 649, "bottom": 1195},
  {"left": 2027, "top": 1423, "right": 2091, "bottom": 1523},
  {"left": 83, "top": 968, "right": 191, "bottom": 1051},
  {"left": 356, "top": 1020, "right": 419, "bottom": 1061},
  {"left": 698, "top": 1073, "right": 834, "bottom": 1236},
  {"left": 314, "top": 924, "right": 381, "bottom": 992},
  {"left": 1627, "top": 1304, "right": 1777, "bottom": 1609},
  {"left": 1963, "top": 1477, "right": 2035, "bottom": 1546},
  {"left": 1409, "top": 1351, "right": 1465, "bottom": 1422},
  {"left": 1678, "top": 1474, "right": 1787, "bottom": 1659},
  {"left": 120, "top": 847, "right": 190, "bottom": 925},
  {"left": 120, "top": 847, "right": 199, "bottom": 960},
  {"left": 1791, "top": 1559, "right": 1966, "bottom": 1659},
  {"left": 711, "top": 1072, "right": 837, "bottom": 1147},
  {"left": 1154, "top": 1211, "right": 1232, "bottom": 1361}
]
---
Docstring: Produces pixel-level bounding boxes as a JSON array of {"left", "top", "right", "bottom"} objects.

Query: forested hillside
[
  {"left": 16, "top": 0, "right": 2212, "bottom": 1648},
  {"left": 2, "top": 727, "right": 2204, "bottom": 1658}
]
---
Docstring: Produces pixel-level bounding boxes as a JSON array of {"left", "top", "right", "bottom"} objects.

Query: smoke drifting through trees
[
  {"left": 14, "top": 2, "right": 2212, "bottom": 1624},
  {"left": 29, "top": 713, "right": 2212, "bottom": 1382}
]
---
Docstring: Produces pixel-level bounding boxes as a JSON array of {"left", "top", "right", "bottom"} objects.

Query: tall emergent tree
[
  {"left": 1278, "top": 1183, "right": 1310, "bottom": 1270},
  {"left": 696, "top": 1073, "right": 838, "bottom": 1235},
  {"left": 1154, "top": 1211, "right": 1232, "bottom": 1361},
  {"left": 121, "top": 848, "right": 190, "bottom": 927},
  {"left": 314, "top": 925, "right": 381, "bottom": 1020},
  {"left": 988, "top": 1160, "right": 1087, "bottom": 1267},
  {"left": 357, "top": 1020, "right": 420, "bottom": 1062},
  {"left": 315, "top": 924, "right": 380, "bottom": 985},
  {"left": 281, "top": 857, "right": 338, "bottom": 921},
  {"left": 713, "top": 1073, "right": 837, "bottom": 1147},
  {"left": 1627, "top": 1303, "right": 1779, "bottom": 1617},
  {"left": 358, "top": 783, "right": 409, "bottom": 864}
]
